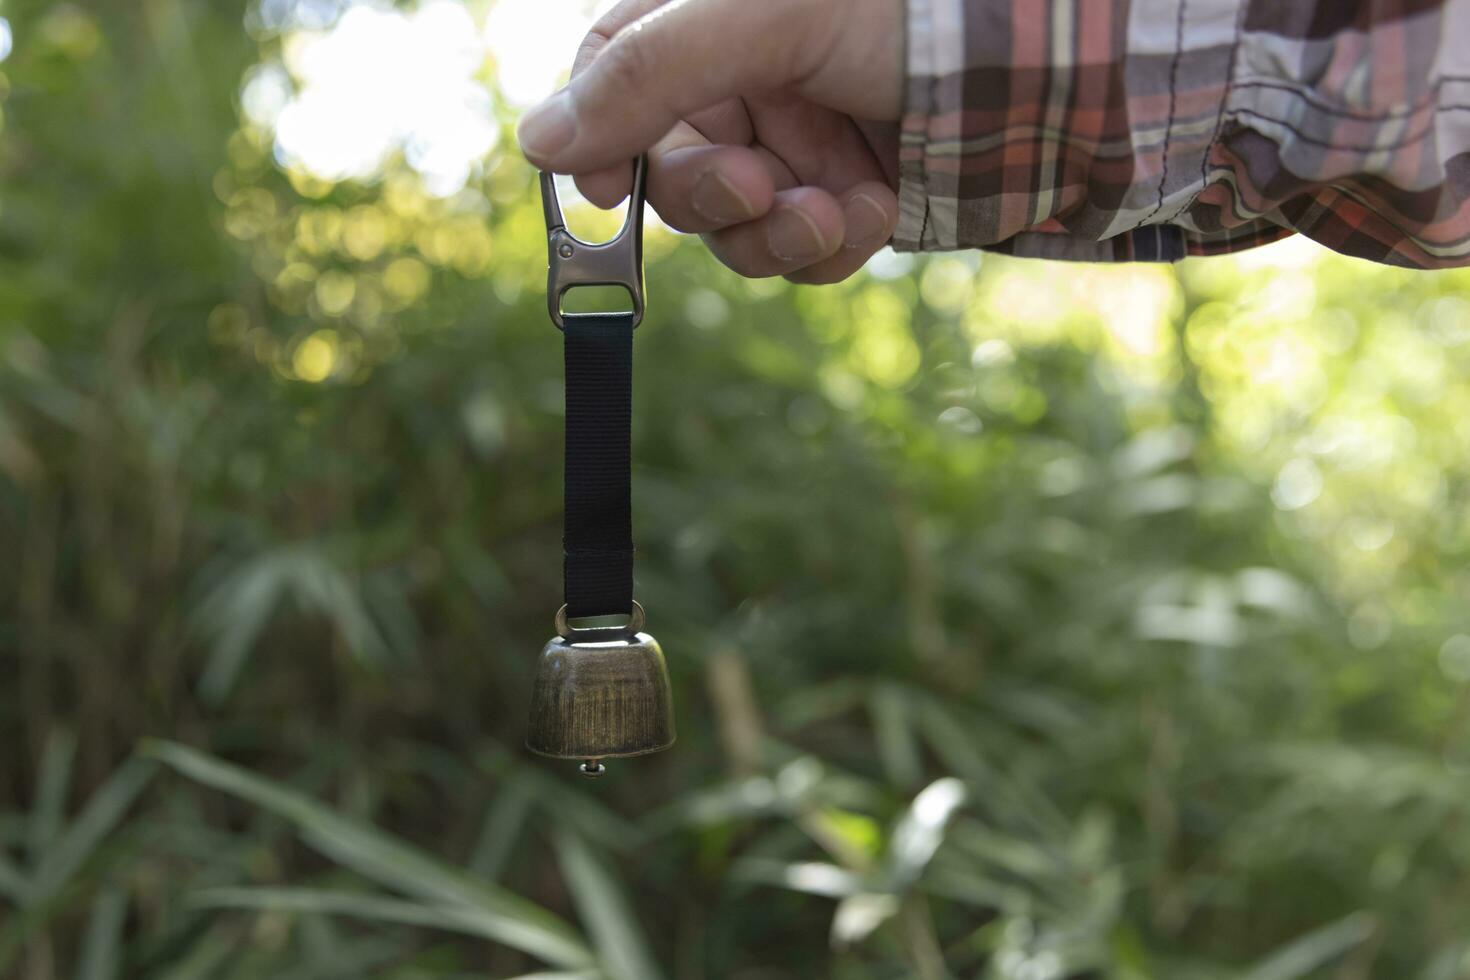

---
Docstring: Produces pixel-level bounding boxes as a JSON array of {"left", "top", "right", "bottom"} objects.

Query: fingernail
[
  {"left": 767, "top": 206, "right": 827, "bottom": 262},
  {"left": 843, "top": 194, "right": 889, "bottom": 249},
  {"left": 691, "top": 171, "right": 754, "bottom": 224},
  {"left": 517, "top": 92, "right": 577, "bottom": 162}
]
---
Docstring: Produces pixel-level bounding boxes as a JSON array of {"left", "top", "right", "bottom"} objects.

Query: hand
[{"left": 516, "top": 0, "right": 904, "bottom": 284}]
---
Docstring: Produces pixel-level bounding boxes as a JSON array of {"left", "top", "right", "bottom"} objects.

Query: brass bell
[{"left": 526, "top": 601, "right": 675, "bottom": 775}]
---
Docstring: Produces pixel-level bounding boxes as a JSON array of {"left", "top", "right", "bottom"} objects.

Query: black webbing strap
[{"left": 562, "top": 312, "right": 635, "bottom": 619}]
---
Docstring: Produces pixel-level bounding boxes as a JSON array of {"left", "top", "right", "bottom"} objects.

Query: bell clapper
[{"left": 579, "top": 759, "right": 606, "bottom": 778}]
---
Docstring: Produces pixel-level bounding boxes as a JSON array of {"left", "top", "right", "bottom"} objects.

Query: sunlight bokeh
[
  {"left": 243, "top": 0, "right": 612, "bottom": 196},
  {"left": 485, "top": 0, "right": 608, "bottom": 106},
  {"left": 249, "top": 1, "right": 496, "bottom": 195}
]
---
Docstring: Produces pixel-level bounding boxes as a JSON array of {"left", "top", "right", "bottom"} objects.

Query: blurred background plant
[{"left": 2, "top": 1, "right": 1470, "bottom": 978}]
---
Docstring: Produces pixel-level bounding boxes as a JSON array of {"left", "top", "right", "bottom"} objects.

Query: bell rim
[{"left": 523, "top": 734, "right": 676, "bottom": 761}]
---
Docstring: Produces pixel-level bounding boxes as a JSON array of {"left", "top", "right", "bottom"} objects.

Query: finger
[
  {"left": 573, "top": 0, "right": 674, "bottom": 76},
  {"left": 683, "top": 97, "right": 753, "bottom": 146},
  {"left": 565, "top": 0, "right": 673, "bottom": 206},
  {"left": 572, "top": 114, "right": 706, "bottom": 208},
  {"left": 740, "top": 95, "right": 888, "bottom": 192},
  {"left": 648, "top": 143, "right": 773, "bottom": 232},
  {"left": 517, "top": 0, "right": 823, "bottom": 173},
  {"left": 571, "top": 115, "right": 708, "bottom": 209},
  {"left": 857, "top": 120, "right": 901, "bottom": 188},
  {"left": 784, "top": 181, "right": 899, "bottom": 284},
  {"left": 573, "top": 162, "right": 635, "bottom": 209},
  {"left": 575, "top": 118, "right": 775, "bottom": 225},
  {"left": 702, "top": 186, "right": 845, "bottom": 279}
]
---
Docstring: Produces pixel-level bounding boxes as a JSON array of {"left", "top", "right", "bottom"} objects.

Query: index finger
[
  {"left": 516, "top": 0, "right": 823, "bottom": 173},
  {"left": 566, "top": 0, "right": 673, "bottom": 206},
  {"left": 571, "top": 0, "right": 671, "bottom": 78}
]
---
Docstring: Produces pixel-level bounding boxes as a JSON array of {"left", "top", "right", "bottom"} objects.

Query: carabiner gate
[{"left": 539, "top": 156, "right": 647, "bottom": 330}]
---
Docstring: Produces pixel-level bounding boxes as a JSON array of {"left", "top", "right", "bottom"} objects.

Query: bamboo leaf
[
  {"left": 1240, "top": 912, "right": 1376, "bottom": 980},
  {"left": 146, "top": 740, "right": 593, "bottom": 970},
  {"left": 29, "top": 727, "right": 77, "bottom": 864},
  {"left": 30, "top": 757, "right": 156, "bottom": 904},
  {"left": 0, "top": 853, "right": 30, "bottom": 903},
  {"left": 730, "top": 858, "right": 864, "bottom": 899},
  {"left": 870, "top": 684, "right": 922, "bottom": 790},
  {"left": 193, "top": 886, "right": 579, "bottom": 951},
  {"left": 73, "top": 886, "right": 127, "bottom": 980},
  {"left": 830, "top": 892, "right": 900, "bottom": 948},
  {"left": 553, "top": 826, "right": 664, "bottom": 980},
  {"left": 149, "top": 925, "right": 242, "bottom": 980},
  {"left": 193, "top": 548, "right": 391, "bottom": 705},
  {"left": 884, "top": 778, "right": 967, "bottom": 891},
  {"left": 468, "top": 776, "right": 534, "bottom": 882}
]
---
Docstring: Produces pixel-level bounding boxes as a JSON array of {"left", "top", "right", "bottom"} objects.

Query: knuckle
[
  {"left": 572, "top": 32, "right": 611, "bottom": 77},
  {"left": 599, "top": 31, "right": 660, "bottom": 98},
  {"left": 767, "top": 0, "right": 827, "bottom": 75}
]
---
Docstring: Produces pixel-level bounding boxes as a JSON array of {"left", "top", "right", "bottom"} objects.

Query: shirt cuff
[
  {"left": 892, "top": 0, "right": 964, "bottom": 252},
  {"left": 892, "top": 0, "right": 1245, "bottom": 258}
]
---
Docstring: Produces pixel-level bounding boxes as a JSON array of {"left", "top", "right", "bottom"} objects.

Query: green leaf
[
  {"left": 553, "top": 826, "right": 664, "bottom": 980},
  {"left": 922, "top": 864, "right": 1029, "bottom": 914},
  {"left": 29, "top": 727, "right": 77, "bottom": 864},
  {"left": 467, "top": 775, "right": 534, "bottom": 882},
  {"left": 1241, "top": 912, "right": 1376, "bottom": 980},
  {"left": 149, "top": 926, "right": 242, "bottom": 980},
  {"left": 884, "top": 778, "right": 967, "bottom": 891},
  {"left": 830, "top": 892, "right": 900, "bottom": 948},
  {"left": 30, "top": 757, "right": 156, "bottom": 905},
  {"left": 73, "top": 886, "right": 127, "bottom": 980},
  {"left": 145, "top": 740, "right": 592, "bottom": 970},
  {"left": 193, "top": 886, "right": 577, "bottom": 950},
  {"left": 192, "top": 547, "right": 391, "bottom": 706},
  {"left": 0, "top": 853, "right": 30, "bottom": 903},
  {"left": 730, "top": 858, "right": 863, "bottom": 899},
  {"left": 870, "top": 684, "right": 922, "bottom": 789}
]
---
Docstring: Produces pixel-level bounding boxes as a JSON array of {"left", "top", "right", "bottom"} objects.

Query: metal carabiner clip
[{"left": 539, "top": 156, "right": 647, "bottom": 330}]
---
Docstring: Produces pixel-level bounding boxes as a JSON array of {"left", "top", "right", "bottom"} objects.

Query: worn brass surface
[{"left": 526, "top": 632, "right": 675, "bottom": 760}]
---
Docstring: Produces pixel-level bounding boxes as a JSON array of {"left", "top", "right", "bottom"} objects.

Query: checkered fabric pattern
[{"left": 895, "top": 0, "right": 1470, "bottom": 266}]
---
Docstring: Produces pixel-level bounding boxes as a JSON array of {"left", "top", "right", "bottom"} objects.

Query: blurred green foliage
[{"left": 3, "top": 2, "right": 1470, "bottom": 978}]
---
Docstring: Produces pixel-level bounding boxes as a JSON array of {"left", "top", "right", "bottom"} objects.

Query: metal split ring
[{"left": 554, "top": 599, "right": 646, "bottom": 641}]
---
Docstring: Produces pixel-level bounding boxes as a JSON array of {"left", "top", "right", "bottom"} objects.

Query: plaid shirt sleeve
[{"left": 894, "top": 0, "right": 1470, "bottom": 267}]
